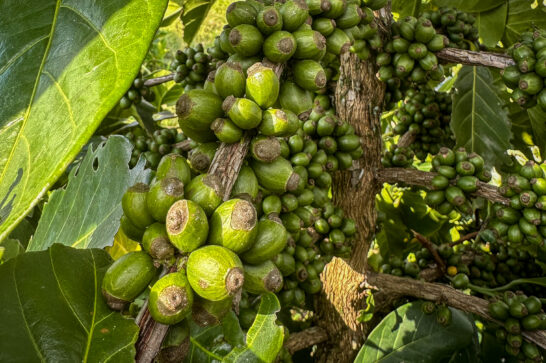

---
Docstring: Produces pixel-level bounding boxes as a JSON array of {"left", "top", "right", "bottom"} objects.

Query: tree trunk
[{"left": 315, "top": 43, "right": 386, "bottom": 361}]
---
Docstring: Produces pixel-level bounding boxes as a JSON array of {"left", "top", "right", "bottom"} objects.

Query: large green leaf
[
  {"left": 223, "top": 293, "right": 284, "bottom": 363},
  {"left": 477, "top": 2, "right": 508, "bottom": 47},
  {"left": 0, "top": 244, "right": 138, "bottom": 362},
  {"left": 391, "top": 0, "right": 420, "bottom": 19},
  {"left": 355, "top": 301, "right": 475, "bottom": 363},
  {"left": 27, "top": 136, "right": 150, "bottom": 251},
  {"left": 451, "top": 66, "right": 511, "bottom": 168},
  {"left": 0, "top": 0, "right": 168, "bottom": 242},
  {"left": 503, "top": 0, "right": 546, "bottom": 46},
  {"left": 181, "top": 0, "right": 217, "bottom": 44}
]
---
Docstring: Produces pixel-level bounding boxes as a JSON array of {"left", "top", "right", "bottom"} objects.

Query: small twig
[
  {"left": 449, "top": 231, "right": 479, "bottom": 247},
  {"left": 411, "top": 230, "right": 446, "bottom": 273},
  {"left": 144, "top": 73, "right": 175, "bottom": 87}
]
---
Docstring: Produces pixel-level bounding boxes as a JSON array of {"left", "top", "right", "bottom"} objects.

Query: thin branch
[
  {"left": 436, "top": 48, "right": 515, "bottom": 69},
  {"left": 144, "top": 73, "right": 175, "bottom": 87},
  {"left": 173, "top": 139, "right": 194, "bottom": 152},
  {"left": 412, "top": 230, "right": 445, "bottom": 273},
  {"left": 449, "top": 231, "right": 479, "bottom": 247},
  {"left": 397, "top": 131, "right": 417, "bottom": 148},
  {"left": 284, "top": 326, "right": 329, "bottom": 354},
  {"left": 376, "top": 168, "right": 510, "bottom": 205},
  {"left": 365, "top": 271, "right": 546, "bottom": 349}
]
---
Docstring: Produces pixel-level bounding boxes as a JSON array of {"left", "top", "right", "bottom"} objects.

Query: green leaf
[
  {"left": 503, "top": 0, "right": 546, "bottom": 46},
  {"left": 223, "top": 293, "right": 284, "bottom": 363},
  {"left": 528, "top": 107, "right": 546, "bottom": 157},
  {"left": 451, "top": 66, "right": 511, "bottom": 168},
  {"left": 477, "top": 3, "right": 508, "bottom": 47},
  {"left": 222, "top": 311, "right": 246, "bottom": 348},
  {"left": 181, "top": 0, "right": 217, "bottom": 44},
  {"left": 0, "top": 244, "right": 138, "bottom": 361},
  {"left": 0, "top": 238, "right": 24, "bottom": 263},
  {"left": 391, "top": 0, "right": 420, "bottom": 19},
  {"left": 375, "top": 185, "right": 446, "bottom": 258},
  {"left": 0, "top": 0, "right": 168, "bottom": 241},
  {"left": 185, "top": 322, "right": 232, "bottom": 363},
  {"left": 162, "top": 1, "right": 183, "bottom": 27},
  {"left": 95, "top": 106, "right": 135, "bottom": 136},
  {"left": 106, "top": 229, "right": 142, "bottom": 260},
  {"left": 27, "top": 136, "right": 150, "bottom": 251},
  {"left": 355, "top": 301, "right": 475, "bottom": 363}
]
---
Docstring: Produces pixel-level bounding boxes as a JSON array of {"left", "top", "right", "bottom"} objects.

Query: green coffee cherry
[
  {"left": 148, "top": 271, "right": 194, "bottom": 325},
  {"left": 250, "top": 135, "right": 282, "bottom": 163},
  {"left": 142, "top": 223, "right": 175, "bottom": 260},
  {"left": 147, "top": 177, "right": 185, "bottom": 222},
  {"left": 263, "top": 30, "right": 297, "bottom": 63},
  {"left": 245, "top": 63, "right": 280, "bottom": 108},
  {"left": 209, "top": 198, "right": 258, "bottom": 253},
  {"left": 102, "top": 251, "right": 157, "bottom": 310},
  {"left": 166, "top": 199, "right": 209, "bottom": 253},
  {"left": 187, "top": 245, "right": 245, "bottom": 301},
  {"left": 156, "top": 154, "right": 192, "bottom": 186},
  {"left": 122, "top": 183, "right": 155, "bottom": 229},
  {"left": 185, "top": 174, "right": 223, "bottom": 216},
  {"left": 243, "top": 260, "right": 283, "bottom": 294}
]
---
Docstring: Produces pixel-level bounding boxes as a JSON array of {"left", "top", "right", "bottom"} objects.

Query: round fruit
[
  {"left": 186, "top": 245, "right": 244, "bottom": 301},
  {"left": 101, "top": 251, "right": 157, "bottom": 310},
  {"left": 208, "top": 198, "right": 258, "bottom": 253},
  {"left": 148, "top": 271, "right": 194, "bottom": 325}
]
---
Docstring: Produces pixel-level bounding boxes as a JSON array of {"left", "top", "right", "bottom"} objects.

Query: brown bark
[
  {"left": 135, "top": 309, "right": 170, "bottom": 363},
  {"left": 397, "top": 130, "right": 417, "bottom": 148},
  {"left": 376, "top": 167, "right": 510, "bottom": 205},
  {"left": 315, "top": 8, "right": 389, "bottom": 361},
  {"left": 284, "top": 326, "right": 329, "bottom": 354},
  {"left": 288, "top": 261, "right": 546, "bottom": 353},
  {"left": 436, "top": 48, "right": 514, "bottom": 69},
  {"left": 366, "top": 270, "right": 546, "bottom": 349},
  {"left": 144, "top": 73, "right": 175, "bottom": 87},
  {"left": 208, "top": 132, "right": 253, "bottom": 200}
]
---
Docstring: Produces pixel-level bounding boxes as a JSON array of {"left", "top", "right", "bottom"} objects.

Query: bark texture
[
  {"left": 436, "top": 48, "right": 515, "bottom": 68},
  {"left": 135, "top": 309, "right": 170, "bottom": 363},
  {"left": 284, "top": 326, "right": 329, "bottom": 354},
  {"left": 376, "top": 168, "right": 510, "bottom": 205},
  {"left": 144, "top": 73, "right": 175, "bottom": 87},
  {"left": 208, "top": 132, "right": 253, "bottom": 200},
  {"left": 315, "top": 9, "right": 388, "bottom": 360}
]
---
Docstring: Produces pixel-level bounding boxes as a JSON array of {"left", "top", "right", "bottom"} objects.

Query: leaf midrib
[{"left": 0, "top": 0, "right": 62, "bottom": 185}]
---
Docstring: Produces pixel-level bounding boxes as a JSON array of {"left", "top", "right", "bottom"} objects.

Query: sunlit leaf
[{"left": 0, "top": 0, "right": 168, "bottom": 241}]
